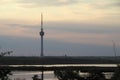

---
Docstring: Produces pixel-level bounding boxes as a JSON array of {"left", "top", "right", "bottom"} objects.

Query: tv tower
[{"left": 39, "top": 13, "right": 44, "bottom": 57}]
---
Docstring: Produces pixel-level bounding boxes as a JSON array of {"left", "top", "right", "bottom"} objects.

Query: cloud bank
[{"left": 17, "top": 0, "right": 78, "bottom": 7}]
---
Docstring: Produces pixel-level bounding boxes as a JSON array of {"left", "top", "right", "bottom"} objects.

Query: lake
[
  {"left": 10, "top": 71, "right": 58, "bottom": 80},
  {"left": 9, "top": 64, "right": 117, "bottom": 80}
]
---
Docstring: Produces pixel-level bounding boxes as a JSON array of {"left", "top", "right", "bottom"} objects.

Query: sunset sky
[{"left": 0, "top": 0, "right": 120, "bottom": 56}]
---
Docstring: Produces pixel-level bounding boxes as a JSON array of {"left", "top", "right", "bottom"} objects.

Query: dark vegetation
[
  {"left": 54, "top": 70, "right": 106, "bottom": 80},
  {"left": 0, "top": 68, "right": 12, "bottom": 80},
  {"left": 0, "top": 50, "right": 13, "bottom": 80},
  {"left": 54, "top": 66, "right": 120, "bottom": 80},
  {"left": 110, "top": 65, "right": 120, "bottom": 80},
  {"left": 54, "top": 70, "right": 85, "bottom": 80},
  {"left": 0, "top": 56, "right": 120, "bottom": 65},
  {"left": 32, "top": 75, "right": 41, "bottom": 80}
]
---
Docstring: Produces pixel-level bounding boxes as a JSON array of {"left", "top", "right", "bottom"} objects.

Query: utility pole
[{"left": 112, "top": 40, "right": 118, "bottom": 65}]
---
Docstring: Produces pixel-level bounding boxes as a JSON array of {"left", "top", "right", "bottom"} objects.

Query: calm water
[
  {"left": 10, "top": 71, "right": 57, "bottom": 80},
  {"left": 9, "top": 64, "right": 117, "bottom": 80}
]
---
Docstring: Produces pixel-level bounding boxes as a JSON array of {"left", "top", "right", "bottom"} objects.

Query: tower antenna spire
[
  {"left": 41, "top": 13, "right": 43, "bottom": 29},
  {"left": 40, "top": 13, "right": 44, "bottom": 57}
]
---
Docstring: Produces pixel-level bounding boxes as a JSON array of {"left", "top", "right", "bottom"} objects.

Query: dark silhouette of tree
[
  {"left": 0, "top": 50, "right": 13, "bottom": 80},
  {"left": 54, "top": 70, "right": 85, "bottom": 80},
  {"left": 0, "top": 51, "right": 13, "bottom": 57},
  {"left": 110, "top": 65, "right": 120, "bottom": 80},
  {"left": 0, "top": 68, "right": 12, "bottom": 80},
  {"left": 32, "top": 75, "right": 41, "bottom": 80},
  {"left": 87, "top": 69, "right": 106, "bottom": 80}
]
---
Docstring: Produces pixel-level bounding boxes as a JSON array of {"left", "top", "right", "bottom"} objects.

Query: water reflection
[
  {"left": 8, "top": 64, "right": 118, "bottom": 80},
  {"left": 6, "top": 64, "right": 118, "bottom": 67},
  {"left": 10, "top": 71, "right": 57, "bottom": 80}
]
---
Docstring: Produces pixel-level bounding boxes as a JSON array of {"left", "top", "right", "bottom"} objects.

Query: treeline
[{"left": 0, "top": 56, "right": 120, "bottom": 65}]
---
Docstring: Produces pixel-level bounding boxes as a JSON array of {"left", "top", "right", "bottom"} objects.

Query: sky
[{"left": 0, "top": 0, "right": 120, "bottom": 56}]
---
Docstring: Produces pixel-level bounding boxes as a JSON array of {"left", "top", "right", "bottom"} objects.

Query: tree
[
  {"left": 87, "top": 69, "right": 106, "bottom": 80},
  {"left": 0, "top": 68, "right": 12, "bottom": 80},
  {"left": 32, "top": 75, "right": 41, "bottom": 80},
  {"left": 0, "top": 49, "right": 13, "bottom": 80},
  {"left": 0, "top": 51, "right": 13, "bottom": 57},
  {"left": 111, "top": 65, "right": 120, "bottom": 80},
  {"left": 54, "top": 70, "right": 85, "bottom": 80}
]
